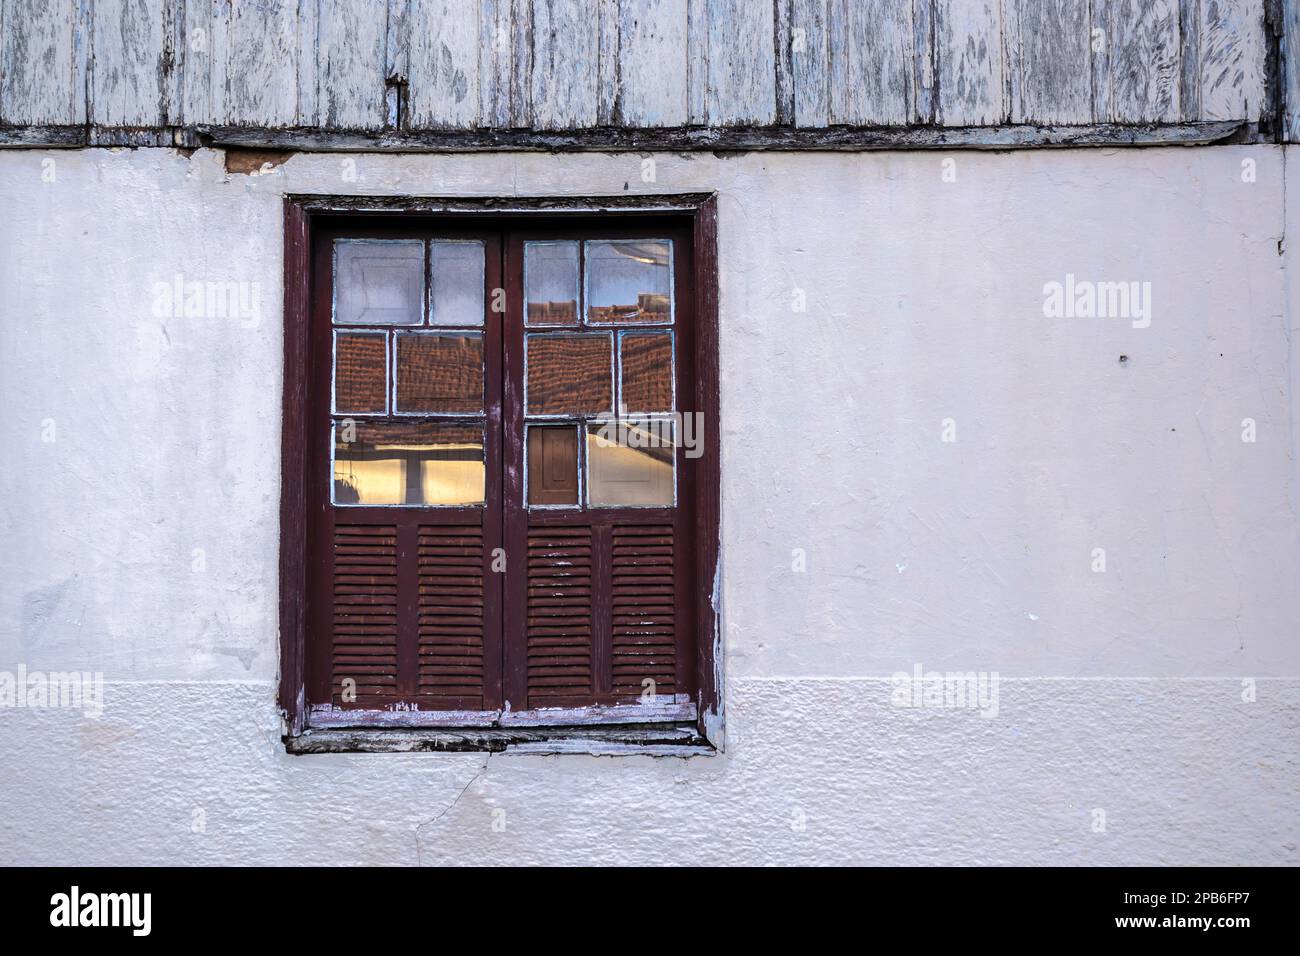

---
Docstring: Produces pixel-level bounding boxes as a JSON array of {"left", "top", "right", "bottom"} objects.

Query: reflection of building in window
[
  {"left": 586, "top": 421, "right": 675, "bottom": 506},
  {"left": 335, "top": 332, "right": 388, "bottom": 413},
  {"left": 586, "top": 239, "right": 672, "bottom": 324},
  {"left": 619, "top": 332, "right": 673, "bottom": 410},
  {"left": 334, "top": 422, "right": 485, "bottom": 505},
  {"left": 526, "top": 333, "right": 613, "bottom": 415},
  {"left": 527, "top": 299, "right": 577, "bottom": 324},
  {"left": 334, "top": 239, "right": 425, "bottom": 325},
  {"left": 589, "top": 292, "right": 670, "bottom": 324},
  {"left": 395, "top": 332, "right": 484, "bottom": 413}
]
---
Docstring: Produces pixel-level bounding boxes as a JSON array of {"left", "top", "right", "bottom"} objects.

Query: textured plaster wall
[{"left": 0, "top": 146, "right": 1296, "bottom": 865}]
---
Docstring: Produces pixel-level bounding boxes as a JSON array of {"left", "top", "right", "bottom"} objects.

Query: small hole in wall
[
  {"left": 1118, "top": 354, "right": 1128, "bottom": 365},
  {"left": 225, "top": 148, "right": 292, "bottom": 175}
]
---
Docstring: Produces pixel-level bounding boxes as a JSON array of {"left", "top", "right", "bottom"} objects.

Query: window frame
[{"left": 279, "top": 194, "right": 721, "bottom": 752}]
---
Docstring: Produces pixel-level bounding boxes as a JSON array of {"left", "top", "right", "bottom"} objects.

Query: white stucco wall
[{"left": 1, "top": 145, "right": 1296, "bottom": 865}]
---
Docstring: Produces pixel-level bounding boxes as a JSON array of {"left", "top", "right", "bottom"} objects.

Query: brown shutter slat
[
  {"left": 417, "top": 526, "right": 485, "bottom": 704},
  {"left": 526, "top": 527, "right": 593, "bottom": 702},
  {"left": 611, "top": 524, "right": 676, "bottom": 698},
  {"left": 332, "top": 524, "right": 399, "bottom": 699}
]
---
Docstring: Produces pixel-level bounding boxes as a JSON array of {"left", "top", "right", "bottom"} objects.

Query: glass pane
[
  {"left": 395, "top": 332, "right": 484, "bottom": 414},
  {"left": 430, "top": 240, "right": 485, "bottom": 326},
  {"left": 586, "top": 239, "right": 672, "bottom": 325},
  {"left": 333, "top": 332, "right": 388, "bottom": 414},
  {"left": 525, "top": 240, "right": 579, "bottom": 326},
  {"left": 619, "top": 331, "right": 673, "bottom": 412},
  {"left": 526, "top": 333, "right": 612, "bottom": 416},
  {"left": 527, "top": 425, "right": 579, "bottom": 506},
  {"left": 333, "top": 421, "right": 484, "bottom": 506},
  {"left": 333, "top": 239, "right": 425, "bottom": 325},
  {"left": 587, "top": 418, "right": 675, "bottom": 507}
]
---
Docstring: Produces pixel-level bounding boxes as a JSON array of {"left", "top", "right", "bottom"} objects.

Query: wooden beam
[{"left": 0, "top": 119, "right": 1255, "bottom": 151}]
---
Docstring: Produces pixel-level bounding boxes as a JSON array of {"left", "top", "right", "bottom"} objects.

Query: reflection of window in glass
[
  {"left": 586, "top": 239, "right": 672, "bottom": 325},
  {"left": 430, "top": 240, "right": 485, "bottom": 326},
  {"left": 524, "top": 241, "right": 579, "bottom": 326},
  {"left": 527, "top": 425, "right": 579, "bottom": 506},
  {"left": 395, "top": 332, "right": 484, "bottom": 414},
  {"left": 333, "top": 239, "right": 425, "bottom": 325},
  {"left": 526, "top": 333, "right": 612, "bottom": 416},
  {"left": 334, "top": 332, "right": 388, "bottom": 414},
  {"left": 618, "top": 331, "right": 673, "bottom": 412},
  {"left": 333, "top": 421, "right": 485, "bottom": 506},
  {"left": 587, "top": 418, "right": 675, "bottom": 507}
]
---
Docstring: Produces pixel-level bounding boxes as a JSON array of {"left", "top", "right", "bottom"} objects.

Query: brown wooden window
[{"left": 280, "top": 197, "right": 720, "bottom": 749}]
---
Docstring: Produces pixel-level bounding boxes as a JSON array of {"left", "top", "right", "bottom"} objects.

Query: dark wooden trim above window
[{"left": 279, "top": 194, "right": 722, "bottom": 753}]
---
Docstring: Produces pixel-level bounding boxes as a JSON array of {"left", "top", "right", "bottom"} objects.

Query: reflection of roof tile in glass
[
  {"left": 333, "top": 301, "right": 673, "bottom": 423},
  {"left": 396, "top": 334, "right": 484, "bottom": 413},
  {"left": 335, "top": 333, "right": 387, "bottom": 412},
  {"left": 619, "top": 333, "right": 673, "bottom": 411},
  {"left": 527, "top": 335, "right": 612, "bottom": 415},
  {"left": 526, "top": 300, "right": 578, "bottom": 325}
]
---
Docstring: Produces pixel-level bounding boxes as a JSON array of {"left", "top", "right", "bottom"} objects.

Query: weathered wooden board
[
  {"left": 476, "top": 0, "right": 508, "bottom": 127},
  {"left": 530, "top": 0, "right": 600, "bottom": 128},
  {"left": 0, "top": 0, "right": 1284, "bottom": 138},
  {"left": 195, "top": 116, "right": 1245, "bottom": 149},
  {"left": 934, "top": 0, "right": 1004, "bottom": 126},
  {"left": 478, "top": 0, "right": 535, "bottom": 127},
  {"left": 1200, "top": 0, "right": 1268, "bottom": 122},
  {"left": 3, "top": 115, "right": 1248, "bottom": 149},
  {"left": 295, "top": 0, "right": 319, "bottom": 125},
  {"left": 789, "top": 0, "right": 828, "bottom": 127},
  {"left": 314, "top": 0, "right": 386, "bottom": 129},
  {"left": 702, "top": 0, "right": 776, "bottom": 125},
  {"left": 617, "top": 0, "right": 689, "bottom": 126},
  {"left": 227, "top": 0, "right": 298, "bottom": 127},
  {"left": 1007, "top": 0, "right": 1093, "bottom": 125},
  {"left": 1179, "top": 0, "right": 1202, "bottom": 120},
  {"left": 1107, "top": 0, "right": 1181, "bottom": 123},
  {"left": 0, "top": 0, "right": 78, "bottom": 125},
  {"left": 911, "top": 0, "right": 934, "bottom": 123},
  {"left": 1286, "top": 0, "right": 1300, "bottom": 140},
  {"left": 179, "top": 0, "right": 229, "bottom": 126},
  {"left": 407, "top": 0, "right": 480, "bottom": 129},
  {"left": 791, "top": 0, "right": 917, "bottom": 127},
  {"left": 91, "top": 0, "right": 168, "bottom": 127},
  {"left": 828, "top": 0, "right": 913, "bottom": 125},
  {"left": 596, "top": 0, "right": 617, "bottom": 123},
  {"left": 773, "top": 0, "right": 792, "bottom": 122}
]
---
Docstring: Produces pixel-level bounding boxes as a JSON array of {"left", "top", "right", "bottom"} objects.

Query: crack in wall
[{"left": 413, "top": 755, "right": 491, "bottom": 867}]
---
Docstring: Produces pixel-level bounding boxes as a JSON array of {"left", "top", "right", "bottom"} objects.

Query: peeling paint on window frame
[{"left": 280, "top": 194, "right": 723, "bottom": 754}]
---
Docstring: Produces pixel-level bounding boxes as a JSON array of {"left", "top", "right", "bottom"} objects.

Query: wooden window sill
[{"left": 285, "top": 721, "right": 713, "bottom": 755}]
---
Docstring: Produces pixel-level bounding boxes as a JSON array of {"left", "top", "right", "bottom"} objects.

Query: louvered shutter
[
  {"left": 417, "top": 525, "right": 486, "bottom": 701},
  {"left": 519, "top": 521, "right": 681, "bottom": 707},
  {"left": 525, "top": 527, "right": 594, "bottom": 700},
  {"left": 610, "top": 523, "right": 677, "bottom": 698},
  {"left": 321, "top": 517, "right": 490, "bottom": 711},
  {"left": 330, "top": 523, "right": 399, "bottom": 699}
]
